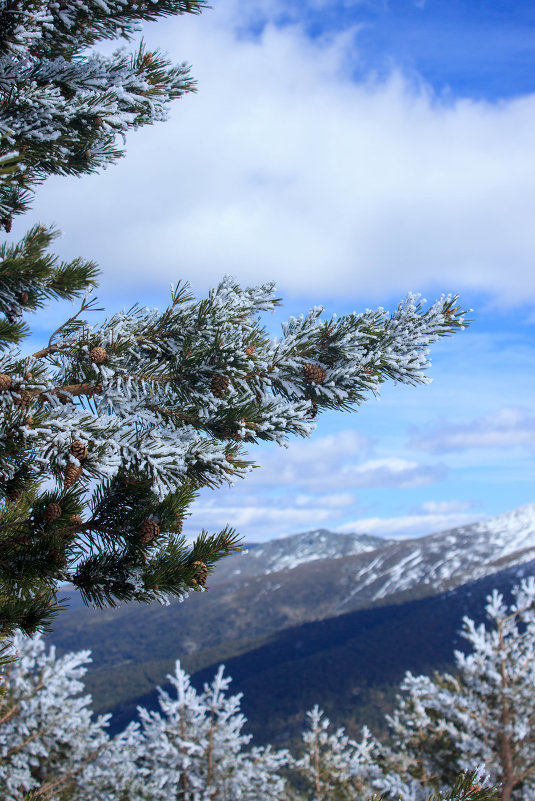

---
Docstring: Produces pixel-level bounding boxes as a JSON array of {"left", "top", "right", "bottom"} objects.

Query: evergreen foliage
[
  {"left": 291, "top": 704, "right": 379, "bottom": 800},
  {"left": 0, "top": 630, "right": 503, "bottom": 801},
  {"left": 373, "top": 576, "right": 535, "bottom": 801},
  {"left": 0, "top": 0, "right": 471, "bottom": 640},
  {"left": 0, "top": 233, "right": 471, "bottom": 638},
  {"left": 0, "top": 0, "right": 206, "bottom": 228},
  {"left": 0, "top": 631, "right": 111, "bottom": 801},
  {"left": 91, "top": 661, "right": 290, "bottom": 800}
]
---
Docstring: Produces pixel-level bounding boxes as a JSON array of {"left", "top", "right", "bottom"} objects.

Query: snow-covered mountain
[
  {"left": 52, "top": 502, "right": 535, "bottom": 725},
  {"left": 209, "top": 503, "right": 535, "bottom": 607},
  {"left": 328, "top": 501, "right": 535, "bottom": 611},
  {"left": 210, "top": 529, "right": 393, "bottom": 582}
]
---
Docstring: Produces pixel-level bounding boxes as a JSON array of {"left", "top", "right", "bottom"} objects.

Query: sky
[{"left": 11, "top": 0, "right": 535, "bottom": 541}]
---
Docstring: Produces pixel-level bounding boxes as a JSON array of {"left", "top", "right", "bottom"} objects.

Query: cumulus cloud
[
  {"left": 237, "top": 429, "right": 445, "bottom": 491},
  {"left": 16, "top": 0, "right": 535, "bottom": 308},
  {"left": 181, "top": 426, "right": 450, "bottom": 539},
  {"left": 186, "top": 491, "right": 478, "bottom": 541},
  {"left": 184, "top": 487, "right": 358, "bottom": 540},
  {"left": 410, "top": 407, "right": 535, "bottom": 452}
]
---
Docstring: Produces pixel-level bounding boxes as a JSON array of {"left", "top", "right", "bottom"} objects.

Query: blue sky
[{"left": 12, "top": 0, "right": 535, "bottom": 540}]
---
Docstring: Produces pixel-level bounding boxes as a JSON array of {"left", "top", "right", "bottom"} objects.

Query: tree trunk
[{"left": 498, "top": 620, "right": 516, "bottom": 801}]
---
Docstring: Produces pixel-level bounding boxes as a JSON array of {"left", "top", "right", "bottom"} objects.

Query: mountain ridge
[
  {"left": 49, "top": 502, "right": 535, "bottom": 731},
  {"left": 105, "top": 557, "right": 535, "bottom": 744}
]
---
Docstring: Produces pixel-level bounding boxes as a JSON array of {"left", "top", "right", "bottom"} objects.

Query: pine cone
[
  {"left": 18, "top": 291, "right": 29, "bottom": 304},
  {"left": 89, "top": 346, "right": 107, "bottom": 364},
  {"left": 0, "top": 374, "right": 12, "bottom": 391},
  {"left": 69, "top": 514, "right": 83, "bottom": 530},
  {"left": 307, "top": 402, "right": 318, "bottom": 419},
  {"left": 210, "top": 374, "right": 230, "bottom": 398},
  {"left": 44, "top": 503, "right": 62, "bottom": 523},
  {"left": 64, "top": 464, "right": 83, "bottom": 489},
  {"left": 245, "top": 346, "right": 255, "bottom": 356},
  {"left": 191, "top": 560, "right": 208, "bottom": 586},
  {"left": 215, "top": 424, "right": 241, "bottom": 441},
  {"left": 139, "top": 519, "right": 160, "bottom": 543},
  {"left": 7, "top": 488, "right": 22, "bottom": 502},
  {"left": 302, "top": 363, "right": 327, "bottom": 384},
  {"left": 70, "top": 441, "right": 88, "bottom": 461},
  {"left": 12, "top": 388, "right": 30, "bottom": 407}
]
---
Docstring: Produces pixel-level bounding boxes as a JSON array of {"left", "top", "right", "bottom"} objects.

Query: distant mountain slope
[
  {"left": 48, "top": 503, "right": 535, "bottom": 727},
  {"left": 211, "top": 529, "right": 392, "bottom": 583},
  {"left": 106, "top": 558, "right": 535, "bottom": 746}
]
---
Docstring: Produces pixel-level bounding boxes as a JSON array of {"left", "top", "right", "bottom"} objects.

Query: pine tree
[
  {"left": 0, "top": 632, "right": 503, "bottom": 801},
  {"left": 0, "top": 631, "right": 112, "bottom": 801},
  {"left": 291, "top": 704, "right": 379, "bottom": 801},
  {"left": 373, "top": 577, "right": 535, "bottom": 801},
  {"left": 0, "top": 0, "right": 206, "bottom": 229},
  {"left": 0, "top": 1, "right": 472, "bottom": 638},
  {"left": 78, "top": 660, "right": 290, "bottom": 801}
]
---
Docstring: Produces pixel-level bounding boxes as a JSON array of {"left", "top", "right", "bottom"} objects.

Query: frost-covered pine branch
[
  {"left": 0, "top": 224, "right": 471, "bottom": 636},
  {"left": 0, "top": 631, "right": 112, "bottom": 801},
  {"left": 0, "top": 0, "right": 207, "bottom": 228},
  {"left": 0, "top": 0, "right": 472, "bottom": 638},
  {"left": 291, "top": 704, "right": 380, "bottom": 801},
  {"left": 373, "top": 577, "right": 535, "bottom": 801}
]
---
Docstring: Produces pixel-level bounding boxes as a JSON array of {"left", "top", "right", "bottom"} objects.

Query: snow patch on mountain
[
  {"left": 333, "top": 502, "right": 535, "bottom": 610},
  {"left": 212, "top": 529, "right": 391, "bottom": 582}
]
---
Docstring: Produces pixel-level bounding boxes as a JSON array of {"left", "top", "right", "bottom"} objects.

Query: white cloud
[
  {"left": 411, "top": 407, "right": 535, "bottom": 452},
  {"left": 242, "top": 428, "right": 374, "bottom": 487},
  {"left": 337, "top": 457, "right": 446, "bottom": 489},
  {"left": 295, "top": 492, "right": 356, "bottom": 508},
  {"left": 17, "top": 0, "right": 535, "bottom": 308},
  {"left": 187, "top": 502, "right": 333, "bottom": 530},
  {"left": 184, "top": 494, "right": 346, "bottom": 540},
  {"left": 336, "top": 508, "right": 483, "bottom": 539},
  {"left": 237, "top": 429, "right": 445, "bottom": 491},
  {"left": 421, "top": 499, "right": 472, "bottom": 514}
]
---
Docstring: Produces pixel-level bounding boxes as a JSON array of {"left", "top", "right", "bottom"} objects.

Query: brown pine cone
[
  {"left": 0, "top": 374, "right": 12, "bottom": 391},
  {"left": 214, "top": 424, "right": 241, "bottom": 441},
  {"left": 89, "top": 346, "right": 107, "bottom": 364},
  {"left": 44, "top": 503, "right": 62, "bottom": 523},
  {"left": 18, "top": 291, "right": 29, "bottom": 304},
  {"left": 210, "top": 374, "right": 230, "bottom": 398},
  {"left": 12, "top": 388, "right": 31, "bottom": 407},
  {"left": 69, "top": 514, "right": 83, "bottom": 529},
  {"left": 70, "top": 441, "right": 88, "bottom": 461},
  {"left": 191, "top": 560, "right": 208, "bottom": 586},
  {"left": 64, "top": 464, "right": 83, "bottom": 488},
  {"left": 245, "top": 346, "right": 255, "bottom": 356},
  {"left": 302, "top": 363, "right": 327, "bottom": 384},
  {"left": 139, "top": 519, "right": 160, "bottom": 543},
  {"left": 307, "top": 402, "right": 318, "bottom": 419}
]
